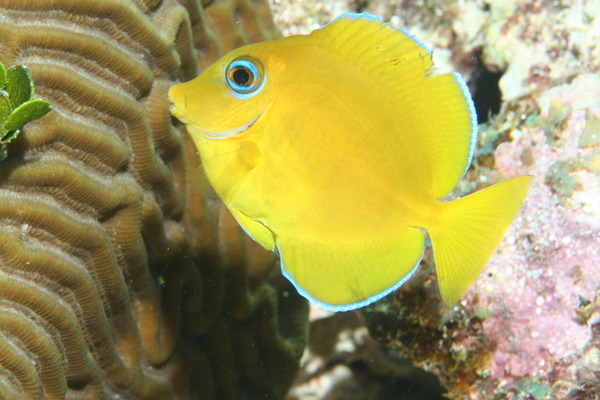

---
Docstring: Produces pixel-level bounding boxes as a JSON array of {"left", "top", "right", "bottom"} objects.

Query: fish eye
[{"left": 225, "top": 56, "right": 265, "bottom": 97}]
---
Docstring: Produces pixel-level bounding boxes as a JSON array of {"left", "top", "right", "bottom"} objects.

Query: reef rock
[
  {"left": 362, "top": 3, "right": 600, "bottom": 400},
  {"left": 269, "top": 1, "right": 599, "bottom": 399},
  {"left": 0, "top": 1, "right": 307, "bottom": 399}
]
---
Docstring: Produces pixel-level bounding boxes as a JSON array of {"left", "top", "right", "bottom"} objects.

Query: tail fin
[{"left": 429, "top": 175, "right": 534, "bottom": 305}]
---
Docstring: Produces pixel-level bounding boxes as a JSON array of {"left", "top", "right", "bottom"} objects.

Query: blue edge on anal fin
[{"left": 277, "top": 243, "right": 425, "bottom": 312}]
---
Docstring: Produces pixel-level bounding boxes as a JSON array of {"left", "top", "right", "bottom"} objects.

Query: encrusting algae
[
  {"left": 0, "top": 0, "right": 308, "bottom": 399},
  {"left": 169, "top": 13, "right": 533, "bottom": 311},
  {"left": 265, "top": 2, "right": 600, "bottom": 399}
]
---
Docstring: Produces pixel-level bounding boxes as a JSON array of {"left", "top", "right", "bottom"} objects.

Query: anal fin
[{"left": 277, "top": 227, "right": 424, "bottom": 311}]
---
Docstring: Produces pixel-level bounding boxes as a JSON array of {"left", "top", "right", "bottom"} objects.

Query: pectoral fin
[{"left": 230, "top": 209, "right": 276, "bottom": 251}]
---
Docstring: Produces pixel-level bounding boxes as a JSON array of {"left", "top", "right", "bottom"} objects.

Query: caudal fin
[{"left": 429, "top": 175, "right": 534, "bottom": 305}]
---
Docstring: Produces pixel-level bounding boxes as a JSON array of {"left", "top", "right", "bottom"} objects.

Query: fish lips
[
  {"left": 167, "top": 85, "right": 184, "bottom": 117},
  {"left": 168, "top": 85, "right": 264, "bottom": 139}
]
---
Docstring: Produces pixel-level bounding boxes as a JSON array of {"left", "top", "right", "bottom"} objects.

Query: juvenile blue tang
[{"left": 168, "top": 13, "right": 533, "bottom": 311}]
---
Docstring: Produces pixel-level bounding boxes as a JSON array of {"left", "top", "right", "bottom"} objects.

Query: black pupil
[{"left": 232, "top": 68, "right": 251, "bottom": 86}]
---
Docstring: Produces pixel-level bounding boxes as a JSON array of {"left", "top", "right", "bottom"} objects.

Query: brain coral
[{"left": 0, "top": 1, "right": 307, "bottom": 399}]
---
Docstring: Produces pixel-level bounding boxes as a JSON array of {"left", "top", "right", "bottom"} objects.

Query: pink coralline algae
[
  {"left": 271, "top": 1, "right": 600, "bottom": 399},
  {"left": 478, "top": 72, "right": 600, "bottom": 386},
  {"left": 362, "top": 74, "right": 600, "bottom": 400}
]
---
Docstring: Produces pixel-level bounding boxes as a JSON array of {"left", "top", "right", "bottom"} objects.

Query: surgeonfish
[{"left": 168, "top": 13, "right": 533, "bottom": 311}]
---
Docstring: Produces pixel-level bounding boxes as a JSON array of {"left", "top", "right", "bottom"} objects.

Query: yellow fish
[{"left": 169, "top": 13, "right": 533, "bottom": 311}]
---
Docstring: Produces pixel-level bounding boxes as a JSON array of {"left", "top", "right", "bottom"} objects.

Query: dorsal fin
[
  {"left": 312, "top": 13, "right": 477, "bottom": 197},
  {"left": 311, "top": 13, "right": 433, "bottom": 91}
]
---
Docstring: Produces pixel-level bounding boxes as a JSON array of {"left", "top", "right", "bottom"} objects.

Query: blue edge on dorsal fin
[
  {"left": 452, "top": 72, "right": 479, "bottom": 183},
  {"left": 322, "top": 12, "right": 478, "bottom": 185}
]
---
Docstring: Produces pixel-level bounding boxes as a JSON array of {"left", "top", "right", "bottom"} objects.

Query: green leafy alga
[{"left": 0, "top": 61, "right": 52, "bottom": 161}]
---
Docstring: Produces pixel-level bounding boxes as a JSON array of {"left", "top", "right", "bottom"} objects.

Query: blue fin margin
[{"left": 277, "top": 243, "right": 424, "bottom": 312}]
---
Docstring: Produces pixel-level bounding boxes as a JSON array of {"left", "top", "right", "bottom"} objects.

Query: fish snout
[{"left": 167, "top": 84, "right": 186, "bottom": 121}]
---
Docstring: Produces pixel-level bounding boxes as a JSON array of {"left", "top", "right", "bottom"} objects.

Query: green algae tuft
[{"left": 0, "top": 61, "right": 52, "bottom": 161}]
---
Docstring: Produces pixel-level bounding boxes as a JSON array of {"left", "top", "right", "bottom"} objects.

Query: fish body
[{"left": 169, "top": 13, "right": 533, "bottom": 311}]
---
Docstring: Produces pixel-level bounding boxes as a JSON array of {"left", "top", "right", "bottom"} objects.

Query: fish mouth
[
  {"left": 168, "top": 87, "right": 188, "bottom": 123},
  {"left": 169, "top": 103, "right": 262, "bottom": 140},
  {"left": 169, "top": 104, "right": 187, "bottom": 123},
  {"left": 168, "top": 84, "right": 264, "bottom": 139}
]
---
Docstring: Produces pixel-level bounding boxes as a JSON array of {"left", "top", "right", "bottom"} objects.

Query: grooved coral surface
[{"left": 0, "top": 1, "right": 307, "bottom": 399}]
